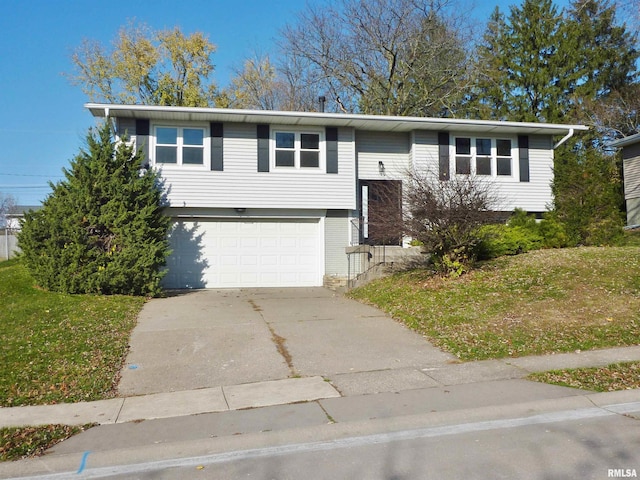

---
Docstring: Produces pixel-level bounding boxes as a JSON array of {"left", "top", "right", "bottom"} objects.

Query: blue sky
[{"left": 0, "top": 0, "right": 567, "bottom": 205}]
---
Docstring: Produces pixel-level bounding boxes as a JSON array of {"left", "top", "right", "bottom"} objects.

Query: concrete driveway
[{"left": 118, "top": 288, "right": 455, "bottom": 397}]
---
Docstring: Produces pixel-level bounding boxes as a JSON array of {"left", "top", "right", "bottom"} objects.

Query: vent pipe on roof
[{"left": 318, "top": 96, "right": 326, "bottom": 113}]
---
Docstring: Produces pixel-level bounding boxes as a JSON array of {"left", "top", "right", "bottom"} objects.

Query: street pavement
[{"left": 1, "top": 288, "right": 640, "bottom": 479}]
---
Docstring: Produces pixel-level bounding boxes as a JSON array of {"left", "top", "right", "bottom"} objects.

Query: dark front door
[{"left": 360, "top": 180, "right": 402, "bottom": 245}]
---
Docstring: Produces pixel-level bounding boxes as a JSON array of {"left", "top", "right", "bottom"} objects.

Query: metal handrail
[{"left": 346, "top": 242, "right": 387, "bottom": 289}]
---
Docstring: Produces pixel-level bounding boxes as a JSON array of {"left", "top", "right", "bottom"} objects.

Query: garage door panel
[
  {"left": 165, "top": 218, "right": 322, "bottom": 288},
  {"left": 220, "top": 256, "right": 238, "bottom": 266},
  {"left": 261, "top": 256, "right": 278, "bottom": 266},
  {"left": 299, "top": 255, "right": 317, "bottom": 266},
  {"left": 241, "top": 256, "right": 258, "bottom": 266},
  {"left": 241, "top": 238, "right": 259, "bottom": 248},
  {"left": 221, "top": 238, "right": 238, "bottom": 247}
]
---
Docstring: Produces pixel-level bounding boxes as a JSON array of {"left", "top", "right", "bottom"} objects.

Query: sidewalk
[
  {"left": 3, "top": 345, "right": 640, "bottom": 429},
  {"left": 2, "top": 345, "right": 640, "bottom": 479}
]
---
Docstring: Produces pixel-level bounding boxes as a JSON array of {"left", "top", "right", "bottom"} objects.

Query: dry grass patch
[
  {"left": 0, "top": 425, "right": 94, "bottom": 462},
  {"left": 349, "top": 247, "right": 640, "bottom": 361},
  {"left": 530, "top": 362, "right": 640, "bottom": 392}
]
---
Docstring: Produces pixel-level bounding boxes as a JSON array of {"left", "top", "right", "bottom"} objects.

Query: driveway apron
[{"left": 118, "top": 288, "right": 455, "bottom": 396}]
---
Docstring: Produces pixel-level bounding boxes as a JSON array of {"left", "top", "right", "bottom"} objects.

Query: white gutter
[
  {"left": 553, "top": 128, "right": 574, "bottom": 149},
  {"left": 85, "top": 103, "right": 589, "bottom": 136}
]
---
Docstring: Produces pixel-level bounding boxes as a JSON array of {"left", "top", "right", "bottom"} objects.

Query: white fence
[{"left": 1, "top": 228, "right": 19, "bottom": 260}]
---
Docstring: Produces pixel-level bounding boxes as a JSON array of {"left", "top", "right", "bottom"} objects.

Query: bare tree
[
  {"left": 222, "top": 52, "right": 321, "bottom": 111},
  {"left": 278, "top": 0, "right": 473, "bottom": 115},
  {"left": 582, "top": 84, "right": 640, "bottom": 141},
  {"left": 403, "top": 169, "right": 501, "bottom": 273},
  {"left": 0, "top": 193, "right": 16, "bottom": 229},
  {"left": 223, "top": 54, "right": 279, "bottom": 110},
  {"left": 615, "top": 0, "right": 640, "bottom": 31}
]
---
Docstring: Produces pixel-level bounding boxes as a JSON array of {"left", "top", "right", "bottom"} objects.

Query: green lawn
[
  {"left": 349, "top": 246, "right": 640, "bottom": 361},
  {"left": 1, "top": 259, "right": 145, "bottom": 407},
  {"left": 0, "top": 259, "right": 145, "bottom": 461}
]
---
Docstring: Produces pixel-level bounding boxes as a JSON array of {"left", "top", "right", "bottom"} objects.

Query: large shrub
[
  {"left": 404, "top": 171, "right": 500, "bottom": 275},
  {"left": 19, "top": 123, "right": 171, "bottom": 296}
]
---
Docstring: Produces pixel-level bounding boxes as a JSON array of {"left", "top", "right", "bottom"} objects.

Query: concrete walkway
[{"left": 2, "top": 344, "right": 640, "bottom": 428}]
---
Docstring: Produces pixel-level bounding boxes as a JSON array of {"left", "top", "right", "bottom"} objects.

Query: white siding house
[
  {"left": 609, "top": 134, "right": 640, "bottom": 227},
  {"left": 87, "top": 104, "right": 587, "bottom": 289}
]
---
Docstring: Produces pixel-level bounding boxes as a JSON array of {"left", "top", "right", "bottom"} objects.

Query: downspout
[{"left": 553, "top": 128, "right": 574, "bottom": 149}]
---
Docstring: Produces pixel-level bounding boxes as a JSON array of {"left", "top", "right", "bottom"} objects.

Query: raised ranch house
[
  {"left": 609, "top": 133, "right": 640, "bottom": 228},
  {"left": 87, "top": 104, "right": 587, "bottom": 289}
]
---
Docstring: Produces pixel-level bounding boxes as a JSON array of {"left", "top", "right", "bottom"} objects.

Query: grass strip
[
  {"left": 0, "top": 424, "right": 93, "bottom": 462},
  {"left": 529, "top": 361, "right": 640, "bottom": 392}
]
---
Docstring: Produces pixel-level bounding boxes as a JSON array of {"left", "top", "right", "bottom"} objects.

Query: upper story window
[
  {"left": 454, "top": 137, "right": 513, "bottom": 177},
  {"left": 496, "top": 139, "right": 512, "bottom": 176},
  {"left": 155, "top": 126, "right": 206, "bottom": 166},
  {"left": 274, "top": 130, "right": 322, "bottom": 169}
]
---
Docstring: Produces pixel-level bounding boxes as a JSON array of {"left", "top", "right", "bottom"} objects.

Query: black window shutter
[
  {"left": 257, "top": 124, "right": 270, "bottom": 172},
  {"left": 326, "top": 127, "right": 338, "bottom": 174},
  {"left": 210, "top": 122, "right": 223, "bottom": 171},
  {"left": 438, "top": 132, "right": 450, "bottom": 181},
  {"left": 518, "top": 135, "right": 530, "bottom": 182},
  {"left": 135, "top": 119, "right": 150, "bottom": 136},
  {"left": 135, "top": 119, "right": 150, "bottom": 163}
]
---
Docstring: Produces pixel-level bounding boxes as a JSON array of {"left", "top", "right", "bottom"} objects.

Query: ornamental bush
[
  {"left": 18, "top": 123, "right": 171, "bottom": 296},
  {"left": 477, "top": 209, "right": 570, "bottom": 260},
  {"left": 476, "top": 224, "right": 543, "bottom": 260}
]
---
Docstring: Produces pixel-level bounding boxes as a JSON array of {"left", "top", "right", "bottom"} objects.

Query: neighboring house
[
  {"left": 3, "top": 205, "right": 40, "bottom": 259},
  {"left": 86, "top": 104, "right": 587, "bottom": 289},
  {"left": 609, "top": 133, "right": 640, "bottom": 228}
]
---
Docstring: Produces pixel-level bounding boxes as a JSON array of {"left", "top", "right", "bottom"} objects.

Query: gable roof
[{"left": 86, "top": 103, "right": 588, "bottom": 137}]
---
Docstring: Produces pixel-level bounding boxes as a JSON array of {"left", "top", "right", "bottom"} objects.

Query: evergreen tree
[
  {"left": 470, "top": 0, "right": 568, "bottom": 122},
  {"left": 19, "top": 123, "right": 171, "bottom": 296},
  {"left": 469, "top": 0, "right": 637, "bottom": 244},
  {"left": 470, "top": 0, "right": 637, "bottom": 124},
  {"left": 552, "top": 145, "right": 625, "bottom": 245}
]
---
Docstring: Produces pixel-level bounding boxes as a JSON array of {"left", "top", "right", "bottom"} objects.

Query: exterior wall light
[{"left": 378, "top": 161, "right": 385, "bottom": 176}]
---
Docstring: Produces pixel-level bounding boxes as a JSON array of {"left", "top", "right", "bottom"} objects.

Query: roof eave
[
  {"left": 85, "top": 103, "right": 588, "bottom": 136},
  {"left": 609, "top": 132, "right": 640, "bottom": 148}
]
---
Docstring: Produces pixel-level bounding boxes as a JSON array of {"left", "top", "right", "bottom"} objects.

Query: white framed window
[
  {"left": 273, "top": 129, "right": 324, "bottom": 170},
  {"left": 454, "top": 137, "right": 514, "bottom": 178},
  {"left": 153, "top": 125, "right": 209, "bottom": 167}
]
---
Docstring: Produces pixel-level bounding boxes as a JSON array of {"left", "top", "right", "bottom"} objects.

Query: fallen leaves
[{"left": 351, "top": 247, "right": 640, "bottom": 361}]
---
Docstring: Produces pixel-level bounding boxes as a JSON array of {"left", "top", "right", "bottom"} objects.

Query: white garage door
[{"left": 164, "top": 218, "right": 322, "bottom": 288}]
